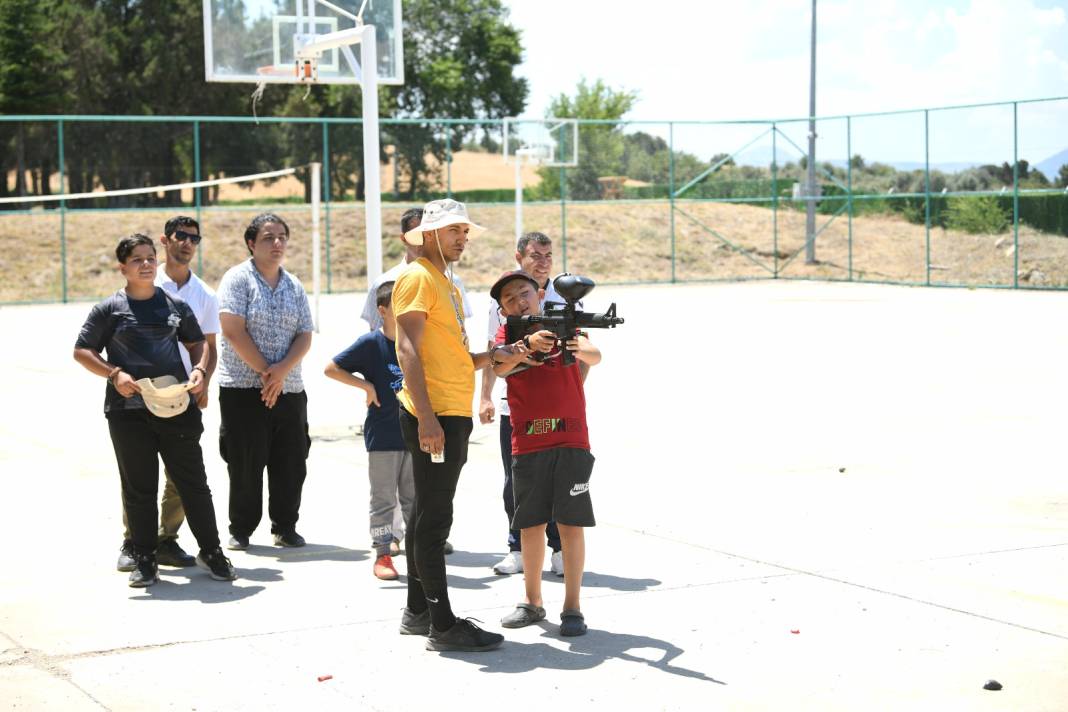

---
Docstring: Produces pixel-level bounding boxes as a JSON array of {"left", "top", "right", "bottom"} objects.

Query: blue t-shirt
[{"left": 332, "top": 330, "right": 404, "bottom": 451}]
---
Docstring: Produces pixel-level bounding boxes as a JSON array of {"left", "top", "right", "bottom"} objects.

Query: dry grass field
[{"left": 2, "top": 199, "right": 1066, "bottom": 303}]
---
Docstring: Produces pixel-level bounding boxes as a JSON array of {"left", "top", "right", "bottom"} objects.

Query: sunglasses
[{"left": 172, "top": 230, "right": 202, "bottom": 245}]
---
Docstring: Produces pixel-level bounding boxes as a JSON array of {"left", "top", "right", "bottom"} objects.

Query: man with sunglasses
[{"left": 113, "top": 216, "right": 221, "bottom": 573}]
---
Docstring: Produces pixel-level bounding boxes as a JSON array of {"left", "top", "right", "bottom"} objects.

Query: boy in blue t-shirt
[{"left": 325, "top": 281, "right": 413, "bottom": 580}]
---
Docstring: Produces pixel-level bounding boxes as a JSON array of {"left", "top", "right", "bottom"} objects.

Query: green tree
[
  {"left": 536, "top": 78, "right": 638, "bottom": 200},
  {"left": 0, "top": 0, "right": 69, "bottom": 198},
  {"left": 384, "top": 0, "right": 527, "bottom": 198},
  {"left": 1058, "top": 164, "right": 1068, "bottom": 189}
]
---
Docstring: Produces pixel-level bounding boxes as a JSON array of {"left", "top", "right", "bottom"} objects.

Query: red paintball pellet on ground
[
  {"left": 790, "top": 629, "right": 800, "bottom": 634},
  {"left": 317, "top": 675, "right": 333, "bottom": 682}
]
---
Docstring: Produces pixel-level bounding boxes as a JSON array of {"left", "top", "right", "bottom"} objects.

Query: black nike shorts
[{"left": 510, "top": 447, "right": 596, "bottom": 529}]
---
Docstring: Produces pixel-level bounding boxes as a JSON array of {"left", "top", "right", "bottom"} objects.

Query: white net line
[{"left": 0, "top": 167, "right": 299, "bottom": 205}]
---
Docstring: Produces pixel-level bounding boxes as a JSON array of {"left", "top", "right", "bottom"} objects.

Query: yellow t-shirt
[{"left": 393, "top": 258, "right": 474, "bottom": 417}]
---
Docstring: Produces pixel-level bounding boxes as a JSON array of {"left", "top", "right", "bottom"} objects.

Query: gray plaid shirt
[{"left": 216, "top": 259, "right": 314, "bottom": 392}]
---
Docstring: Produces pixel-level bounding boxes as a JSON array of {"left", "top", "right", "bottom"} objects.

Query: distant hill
[{"left": 1036, "top": 149, "right": 1068, "bottom": 182}]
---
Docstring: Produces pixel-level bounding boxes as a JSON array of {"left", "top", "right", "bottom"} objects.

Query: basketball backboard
[
  {"left": 202, "top": 0, "right": 404, "bottom": 84},
  {"left": 503, "top": 118, "right": 579, "bottom": 167}
]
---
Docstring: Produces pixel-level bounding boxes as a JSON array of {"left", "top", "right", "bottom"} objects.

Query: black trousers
[
  {"left": 501, "top": 415, "right": 561, "bottom": 552},
  {"left": 219, "top": 388, "right": 309, "bottom": 538},
  {"left": 399, "top": 407, "right": 472, "bottom": 631},
  {"left": 107, "top": 406, "right": 221, "bottom": 556}
]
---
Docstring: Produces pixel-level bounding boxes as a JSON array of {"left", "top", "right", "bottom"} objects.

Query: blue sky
[{"left": 501, "top": 0, "right": 1068, "bottom": 169}]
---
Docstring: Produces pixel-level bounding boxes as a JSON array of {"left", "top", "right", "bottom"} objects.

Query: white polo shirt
[
  {"left": 155, "top": 268, "right": 221, "bottom": 376},
  {"left": 486, "top": 278, "right": 577, "bottom": 418}
]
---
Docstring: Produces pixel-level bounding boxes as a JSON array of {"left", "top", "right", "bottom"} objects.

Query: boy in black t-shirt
[
  {"left": 74, "top": 234, "right": 236, "bottom": 588},
  {"left": 325, "top": 281, "right": 414, "bottom": 581}
]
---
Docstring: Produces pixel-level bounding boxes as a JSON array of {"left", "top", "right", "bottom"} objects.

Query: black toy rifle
[{"left": 505, "top": 273, "right": 625, "bottom": 366}]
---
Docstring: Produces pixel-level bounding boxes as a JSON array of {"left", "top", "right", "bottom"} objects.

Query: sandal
[
  {"left": 559, "top": 608, "right": 587, "bottom": 637},
  {"left": 501, "top": 602, "right": 546, "bottom": 629}
]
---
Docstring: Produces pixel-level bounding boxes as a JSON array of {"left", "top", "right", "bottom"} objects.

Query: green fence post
[
  {"left": 194, "top": 120, "right": 202, "bottom": 276},
  {"left": 323, "top": 122, "right": 332, "bottom": 293},
  {"left": 846, "top": 116, "right": 853, "bottom": 281},
  {"left": 58, "top": 119, "right": 67, "bottom": 303},
  {"left": 1013, "top": 102, "right": 1019, "bottom": 289},
  {"left": 669, "top": 122, "right": 676, "bottom": 282},
  {"left": 446, "top": 126, "right": 452, "bottom": 198},
  {"left": 771, "top": 123, "right": 778, "bottom": 278},
  {"left": 924, "top": 110, "right": 931, "bottom": 286},
  {"left": 560, "top": 165, "right": 568, "bottom": 272}
]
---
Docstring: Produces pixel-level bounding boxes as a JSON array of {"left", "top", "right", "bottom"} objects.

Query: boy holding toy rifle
[{"left": 488, "top": 270, "right": 623, "bottom": 636}]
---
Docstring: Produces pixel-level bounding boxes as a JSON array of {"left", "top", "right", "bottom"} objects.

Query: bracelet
[
  {"left": 107, "top": 366, "right": 121, "bottom": 383},
  {"left": 192, "top": 366, "right": 207, "bottom": 377},
  {"left": 522, "top": 335, "right": 531, "bottom": 349}
]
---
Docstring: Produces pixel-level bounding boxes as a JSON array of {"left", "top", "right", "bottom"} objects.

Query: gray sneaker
[
  {"left": 116, "top": 540, "right": 136, "bottom": 572},
  {"left": 399, "top": 607, "right": 431, "bottom": 636},
  {"left": 128, "top": 553, "right": 159, "bottom": 588}
]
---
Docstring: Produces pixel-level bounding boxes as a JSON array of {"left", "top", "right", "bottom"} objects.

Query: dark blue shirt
[
  {"left": 332, "top": 330, "right": 404, "bottom": 451},
  {"left": 75, "top": 288, "right": 204, "bottom": 413}
]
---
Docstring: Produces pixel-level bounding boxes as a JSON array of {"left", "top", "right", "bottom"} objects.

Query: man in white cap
[
  {"left": 392, "top": 199, "right": 504, "bottom": 652},
  {"left": 360, "top": 207, "right": 470, "bottom": 555}
]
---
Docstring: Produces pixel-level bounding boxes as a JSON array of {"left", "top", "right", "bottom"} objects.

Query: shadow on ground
[
  {"left": 242, "top": 543, "right": 369, "bottom": 563},
  {"left": 441, "top": 626, "right": 724, "bottom": 684}
]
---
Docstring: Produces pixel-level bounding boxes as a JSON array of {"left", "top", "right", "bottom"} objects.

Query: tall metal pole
[
  {"left": 804, "top": 0, "right": 818, "bottom": 264},
  {"left": 361, "top": 24, "right": 383, "bottom": 286},
  {"left": 311, "top": 161, "right": 321, "bottom": 331}
]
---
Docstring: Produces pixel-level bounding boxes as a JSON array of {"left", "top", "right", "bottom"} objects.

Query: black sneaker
[
  {"left": 273, "top": 530, "right": 306, "bottom": 547},
  {"left": 196, "top": 548, "right": 237, "bottom": 581},
  {"left": 116, "top": 539, "right": 136, "bottom": 572},
  {"left": 426, "top": 618, "right": 504, "bottom": 652},
  {"left": 399, "top": 607, "right": 431, "bottom": 636},
  {"left": 128, "top": 553, "right": 159, "bottom": 588},
  {"left": 227, "top": 534, "right": 249, "bottom": 551},
  {"left": 156, "top": 539, "right": 195, "bottom": 567}
]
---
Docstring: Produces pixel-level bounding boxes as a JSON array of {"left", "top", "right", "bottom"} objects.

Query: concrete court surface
[{"left": 1, "top": 279, "right": 1066, "bottom": 711}]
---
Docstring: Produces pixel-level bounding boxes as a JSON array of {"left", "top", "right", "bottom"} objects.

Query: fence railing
[{"left": 2, "top": 96, "right": 1067, "bottom": 304}]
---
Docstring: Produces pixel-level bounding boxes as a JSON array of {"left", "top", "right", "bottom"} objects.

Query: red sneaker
[{"left": 374, "top": 554, "right": 399, "bottom": 580}]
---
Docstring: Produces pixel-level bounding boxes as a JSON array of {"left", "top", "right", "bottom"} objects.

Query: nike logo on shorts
[
  {"left": 427, "top": 596, "right": 439, "bottom": 603},
  {"left": 569, "top": 483, "right": 589, "bottom": 496}
]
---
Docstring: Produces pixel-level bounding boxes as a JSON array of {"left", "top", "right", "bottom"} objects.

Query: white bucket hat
[
  {"left": 403, "top": 199, "right": 486, "bottom": 246},
  {"left": 136, "top": 375, "right": 194, "bottom": 418}
]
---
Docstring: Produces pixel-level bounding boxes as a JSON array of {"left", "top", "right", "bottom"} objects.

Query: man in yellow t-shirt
[{"left": 392, "top": 199, "right": 503, "bottom": 653}]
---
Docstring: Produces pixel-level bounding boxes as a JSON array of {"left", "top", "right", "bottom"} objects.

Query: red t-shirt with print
[{"left": 495, "top": 325, "right": 590, "bottom": 455}]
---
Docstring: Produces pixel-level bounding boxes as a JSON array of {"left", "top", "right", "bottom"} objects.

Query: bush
[{"left": 946, "top": 196, "right": 1010, "bottom": 234}]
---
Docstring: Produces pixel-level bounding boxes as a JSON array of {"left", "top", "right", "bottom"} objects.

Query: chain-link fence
[{"left": 2, "top": 96, "right": 1066, "bottom": 304}]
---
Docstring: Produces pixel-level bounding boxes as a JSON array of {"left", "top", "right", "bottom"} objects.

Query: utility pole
[{"left": 805, "top": 0, "right": 819, "bottom": 264}]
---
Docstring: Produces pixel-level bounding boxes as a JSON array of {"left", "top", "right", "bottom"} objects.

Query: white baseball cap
[
  {"left": 136, "top": 375, "right": 194, "bottom": 418},
  {"left": 403, "top": 199, "right": 486, "bottom": 246}
]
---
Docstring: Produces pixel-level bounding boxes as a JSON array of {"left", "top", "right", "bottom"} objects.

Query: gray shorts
[{"left": 511, "top": 447, "right": 595, "bottom": 529}]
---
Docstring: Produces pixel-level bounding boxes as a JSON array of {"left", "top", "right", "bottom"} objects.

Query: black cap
[{"left": 490, "top": 270, "right": 540, "bottom": 302}]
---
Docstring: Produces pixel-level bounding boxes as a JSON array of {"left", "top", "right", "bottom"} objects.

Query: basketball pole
[
  {"left": 514, "top": 155, "right": 523, "bottom": 244},
  {"left": 360, "top": 23, "right": 383, "bottom": 285},
  {"left": 311, "top": 161, "right": 321, "bottom": 332}
]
